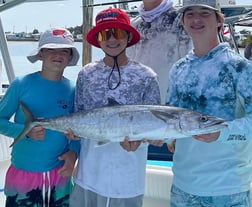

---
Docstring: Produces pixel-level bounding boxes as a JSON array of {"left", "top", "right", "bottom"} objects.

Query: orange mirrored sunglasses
[{"left": 97, "top": 28, "right": 128, "bottom": 41}]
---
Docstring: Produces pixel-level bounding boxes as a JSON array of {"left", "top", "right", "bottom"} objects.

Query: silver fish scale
[{"left": 11, "top": 104, "right": 227, "bottom": 147}]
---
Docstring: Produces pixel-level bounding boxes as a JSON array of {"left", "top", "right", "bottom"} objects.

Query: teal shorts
[
  {"left": 70, "top": 184, "right": 143, "bottom": 207},
  {"left": 170, "top": 185, "right": 250, "bottom": 207}
]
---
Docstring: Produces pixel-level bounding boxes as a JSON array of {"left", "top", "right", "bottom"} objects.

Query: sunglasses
[{"left": 97, "top": 28, "right": 128, "bottom": 41}]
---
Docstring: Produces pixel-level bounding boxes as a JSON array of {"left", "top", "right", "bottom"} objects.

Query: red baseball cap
[{"left": 86, "top": 8, "right": 140, "bottom": 48}]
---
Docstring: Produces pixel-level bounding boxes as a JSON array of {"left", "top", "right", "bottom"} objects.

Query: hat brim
[
  {"left": 86, "top": 22, "right": 140, "bottom": 48},
  {"left": 178, "top": 4, "right": 218, "bottom": 13},
  {"left": 27, "top": 43, "right": 80, "bottom": 66}
]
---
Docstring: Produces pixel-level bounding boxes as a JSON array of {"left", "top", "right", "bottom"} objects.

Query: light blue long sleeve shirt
[
  {"left": 0, "top": 72, "right": 80, "bottom": 172},
  {"left": 166, "top": 43, "right": 252, "bottom": 196}
]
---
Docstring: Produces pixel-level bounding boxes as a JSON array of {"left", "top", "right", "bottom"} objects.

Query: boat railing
[{"left": 0, "top": 135, "right": 12, "bottom": 162}]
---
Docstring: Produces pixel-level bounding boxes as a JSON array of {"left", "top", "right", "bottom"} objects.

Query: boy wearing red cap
[{"left": 69, "top": 8, "right": 161, "bottom": 207}]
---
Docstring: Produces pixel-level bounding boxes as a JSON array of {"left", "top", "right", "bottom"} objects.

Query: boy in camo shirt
[{"left": 69, "top": 8, "right": 162, "bottom": 207}]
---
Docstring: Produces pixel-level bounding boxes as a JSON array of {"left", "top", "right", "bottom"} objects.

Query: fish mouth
[
  {"left": 200, "top": 120, "right": 227, "bottom": 133},
  {"left": 185, "top": 120, "right": 227, "bottom": 136},
  {"left": 207, "top": 120, "right": 227, "bottom": 127},
  {"left": 201, "top": 115, "right": 226, "bottom": 127}
]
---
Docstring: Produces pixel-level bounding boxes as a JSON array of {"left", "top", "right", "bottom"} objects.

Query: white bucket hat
[
  {"left": 178, "top": 0, "right": 220, "bottom": 13},
  {"left": 27, "top": 28, "right": 80, "bottom": 66}
]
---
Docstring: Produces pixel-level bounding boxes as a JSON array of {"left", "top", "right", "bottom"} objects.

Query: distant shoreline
[{"left": 6, "top": 38, "right": 82, "bottom": 42}]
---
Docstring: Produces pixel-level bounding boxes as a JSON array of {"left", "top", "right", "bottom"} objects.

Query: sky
[
  {"left": 0, "top": 0, "right": 142, "bottom": 33},
  {"left": 0, "top": 0, "right": 252, "bottom": 33}
]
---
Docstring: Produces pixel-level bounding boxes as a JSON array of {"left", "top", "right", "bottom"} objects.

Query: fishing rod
[{"left": 83, "top": 0, "right": 142, "bottom": 8}]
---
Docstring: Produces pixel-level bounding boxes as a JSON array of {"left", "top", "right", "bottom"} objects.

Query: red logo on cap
[
  {"left": 96, "top": 11, "right": 119, "bottom": 24},
  {"left": 52, "top": 29, "right": 66, "bottom": 38}
]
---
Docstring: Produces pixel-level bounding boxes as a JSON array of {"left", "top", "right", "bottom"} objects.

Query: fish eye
[{"left": 200, "top": 116, "right": 208, "bottom": 122}]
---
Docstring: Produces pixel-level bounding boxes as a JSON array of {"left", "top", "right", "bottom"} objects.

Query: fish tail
[{"left": 10, "top": 102, "right": 35, "bottom": 147}]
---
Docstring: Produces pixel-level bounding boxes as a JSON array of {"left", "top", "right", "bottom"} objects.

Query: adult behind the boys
[{"left": 127, "top": 0, "right": 192, "bottom": 103}]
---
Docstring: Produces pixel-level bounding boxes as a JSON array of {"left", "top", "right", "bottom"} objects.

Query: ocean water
[{"left": 0, "top": 41, "right": 103, "bottom": 84}]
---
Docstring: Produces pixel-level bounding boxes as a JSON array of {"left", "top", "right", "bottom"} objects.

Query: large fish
[{"left": 10, "top": 102, "right": 227, "bottom": 147}]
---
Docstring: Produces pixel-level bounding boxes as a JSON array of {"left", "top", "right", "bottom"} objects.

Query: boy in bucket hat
[
  {"left": 166, "top": 0, "right": 252, "bottom": 206},
  {"left": 68, "top": 8, "right": 162, "bottom": 207},
  {"left": 27, "top": 28, "right": 79, "bottom": 66},
  {"left": 0, "top": 28, "right": 80, "bottom": 207}
]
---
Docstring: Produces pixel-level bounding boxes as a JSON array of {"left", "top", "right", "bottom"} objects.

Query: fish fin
[
  {"left": 20, "top": 102, "right": 35, "bottom": 123},
  {"left": 10, "top": 124, "right": 33, "bottom": 147},
  {"left": 163, "top": 138, "right": 175, "bottom": 143},
  {"left": 10, "top": 102, "right": 35, "bottom": 147},
  {"left": 150, "top": 110, "right": 177, "bottom": 123},
  {"left": 107, "top": 98, "right": 120, "bottom": 106},
  {"left": 96, "top": 140, "right": 111, "bottom": 146}
]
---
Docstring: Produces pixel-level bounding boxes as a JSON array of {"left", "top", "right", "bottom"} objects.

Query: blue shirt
[
  {"left": 0, "top": 72, "right": 80, "bottom": 172},
  {"left": 166, "top": 43, "right": 252, "bottom": 196}
]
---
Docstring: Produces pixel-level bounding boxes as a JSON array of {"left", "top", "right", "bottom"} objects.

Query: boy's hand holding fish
[{"left": 26, "top": 126, "right": 45, "bottom": 140}]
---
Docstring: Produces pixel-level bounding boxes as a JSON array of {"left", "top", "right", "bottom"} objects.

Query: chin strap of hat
[{"left": 106, "top": 48, "right": 126, "bottom": 90}]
